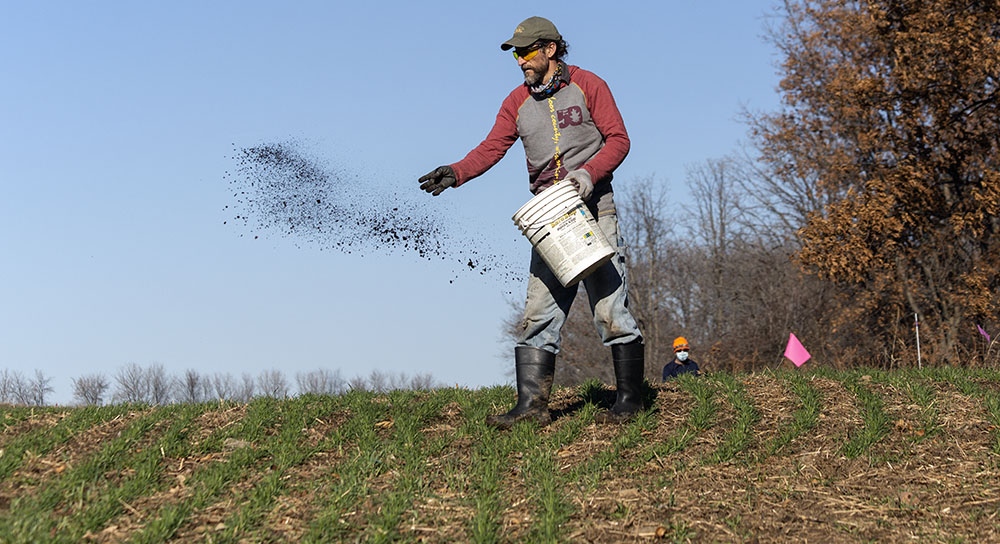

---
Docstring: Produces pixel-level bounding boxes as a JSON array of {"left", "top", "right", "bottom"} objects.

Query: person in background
[{"left": 663, "top": 337, "right": 700, "bottom": 380}]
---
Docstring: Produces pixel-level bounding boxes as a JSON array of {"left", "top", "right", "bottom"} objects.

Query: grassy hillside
[{"left": 1, "top": 367, "right": 999, "bottom": 543}]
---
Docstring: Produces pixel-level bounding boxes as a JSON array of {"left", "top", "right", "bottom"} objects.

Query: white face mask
[{"left": 676, "top": 351, "right": 689, "bottom": 362}]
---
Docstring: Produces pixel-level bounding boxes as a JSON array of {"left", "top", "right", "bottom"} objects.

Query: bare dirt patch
[
  {"left": 746, "top": 373, "right": 796, "bottom": 455},
  {"left": 933, "top": 380, "right": 996, "bottom": 446}
]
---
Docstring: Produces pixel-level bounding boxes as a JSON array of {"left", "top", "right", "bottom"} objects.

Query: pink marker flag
[
  {"left": 784, "top": 333, "right": 811, "bottom": 367},
  {"left": 978, "top": 324, "right": 991, "bottom": 343}
]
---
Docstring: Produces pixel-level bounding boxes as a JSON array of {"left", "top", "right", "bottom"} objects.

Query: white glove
[{"left": 564, "top": 168, "right": 593, "bottom": 200}]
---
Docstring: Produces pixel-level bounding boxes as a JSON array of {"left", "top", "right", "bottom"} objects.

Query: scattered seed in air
[{"left": 224, "top": 139, "right": 521, "bottom": 285}]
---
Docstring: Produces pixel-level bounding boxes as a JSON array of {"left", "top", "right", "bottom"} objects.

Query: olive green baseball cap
[{"left": 500, "top": 16, "right": 562, "bottom": 50}]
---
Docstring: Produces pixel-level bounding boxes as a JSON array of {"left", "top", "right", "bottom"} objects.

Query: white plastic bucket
[{"left": 512, "top": 182, "right": 615, "bottom": 286}]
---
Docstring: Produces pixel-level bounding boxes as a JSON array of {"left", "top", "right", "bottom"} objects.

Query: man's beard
[
  {"left": 522, "top": 58, "right": 548, "bottom": 86},
  {"left": 523, "top": 67, "right": 543, "bottom": 86}
]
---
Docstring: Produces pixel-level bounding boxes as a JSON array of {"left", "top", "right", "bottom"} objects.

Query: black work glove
[{"left": 418, "top": 165, "right": 457, "bottom": 196}]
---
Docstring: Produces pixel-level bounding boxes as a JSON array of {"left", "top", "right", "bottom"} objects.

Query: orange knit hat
[{"left": 673, "top": 337, "right": 690, "bottom": 352}]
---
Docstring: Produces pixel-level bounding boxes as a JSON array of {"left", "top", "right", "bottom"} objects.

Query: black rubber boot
[
  {"left": 485, "top": 347, "right": 555, "bottom": 430},
  {"left": 595, "top": 342, "right": 645, "bottom": 424}
]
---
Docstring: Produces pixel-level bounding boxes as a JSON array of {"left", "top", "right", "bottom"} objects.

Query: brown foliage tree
[{"left": 750, "top": 0, "right": 1000, "bottom": 364}]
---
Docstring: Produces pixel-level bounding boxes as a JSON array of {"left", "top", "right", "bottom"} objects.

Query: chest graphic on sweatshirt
[{"left": 558, "top": 106, "right": 584, "bottom": 127}]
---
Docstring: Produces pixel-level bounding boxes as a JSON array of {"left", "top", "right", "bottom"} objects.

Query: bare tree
[
  {"left": 0, "top": 369, "right": 17, "bottom": 403},
  {"left": 147, "top": 363, "right": 173, "bottom": 405},
  {"left": 347, "top": 374, "right": 368, "bottom": 392},
  {"left": 388, "top": 371, "right": 411, "bottom": 391},
  {"left": 209, "top": 372, "right": 234, "bottom": 401},
  {"left": 19, "top": 370, "right": 53, "bottom": 407},
  {"left": 114, "top": 363, "right": 150, "bottom": 404},
  {"left": 408, "top": 372, "right": 437, "bottom": 391},
  {"left": 296, "top": 368, "right": 345, "bottom": 395},
  {"left": 367, "top": 370, "right": 389, "bottom": 393},
  {"left": 619, "top": 175, "right": 680, "bottom": 373},
  {"left": 686, "top": 157, "right": 748, "bottom": 343},
  {"left": 176, "top": 369, "right": 207, "bottom": 404},
  {"left": 257, "top": 369, "right": 288, "bottom": 398},
  {"left": 8, "top": 371, "right": 31, "bottom": 405},
  {"left": 73, "top": 373, "right": 109, "bottom": 406},
  {"left": 111, "top": 363, "right": 173, "bottom": 405},
  {"left": 235, "top": 372, "right": 256, "bottom": 402},
  {"left": 732, "top": 144, "right": 833, "bottom": 245}
]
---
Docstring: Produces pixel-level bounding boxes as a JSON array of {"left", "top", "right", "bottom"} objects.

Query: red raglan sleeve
[
  {"left": 449, "top": 90, "right": 524, "bottom": 186},
  {"left": 577, "top": 71, "right": 630, "bottom": 182}
]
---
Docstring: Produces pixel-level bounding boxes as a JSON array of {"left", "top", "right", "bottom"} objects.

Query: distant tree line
[
  {"left": 0, "top": 364, "right": 440, "bottom": 406},
  {"left": 507, "top": 0, "right": 999, "bottom": 385}
]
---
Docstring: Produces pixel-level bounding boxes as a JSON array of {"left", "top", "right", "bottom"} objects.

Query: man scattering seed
[{"left": 419, "top": 16, "right": 645, "bottom": 428}]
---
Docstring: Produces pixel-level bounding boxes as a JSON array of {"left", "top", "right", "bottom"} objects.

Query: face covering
[{"left": 676, "top": 351, "right": 689, "bottom": 362}]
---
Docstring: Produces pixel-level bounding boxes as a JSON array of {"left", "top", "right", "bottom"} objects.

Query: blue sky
[{"left": 1, "top": 1, "right": 783, "bottom": 403}]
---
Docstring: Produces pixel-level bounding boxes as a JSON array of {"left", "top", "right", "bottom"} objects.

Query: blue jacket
[{"left": 662, "top": 359, "right": 699, "bottom": 381}]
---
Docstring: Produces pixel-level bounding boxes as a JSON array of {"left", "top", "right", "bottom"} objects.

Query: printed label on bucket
[
  {"left": 553, "top": 206, "right": 601, "bottom": 253},
  {"left": 513, "top": 183, "right": 615, "bottom": 286}
]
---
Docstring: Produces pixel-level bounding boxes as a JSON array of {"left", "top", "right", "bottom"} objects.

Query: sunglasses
[{"left": 512, "top": 43, "right": 546, "bottom": 61}]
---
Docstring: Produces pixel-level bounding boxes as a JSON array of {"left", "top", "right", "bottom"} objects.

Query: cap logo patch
[{"left": 514, "top": 25, "right": 524, "bottom": 34}]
